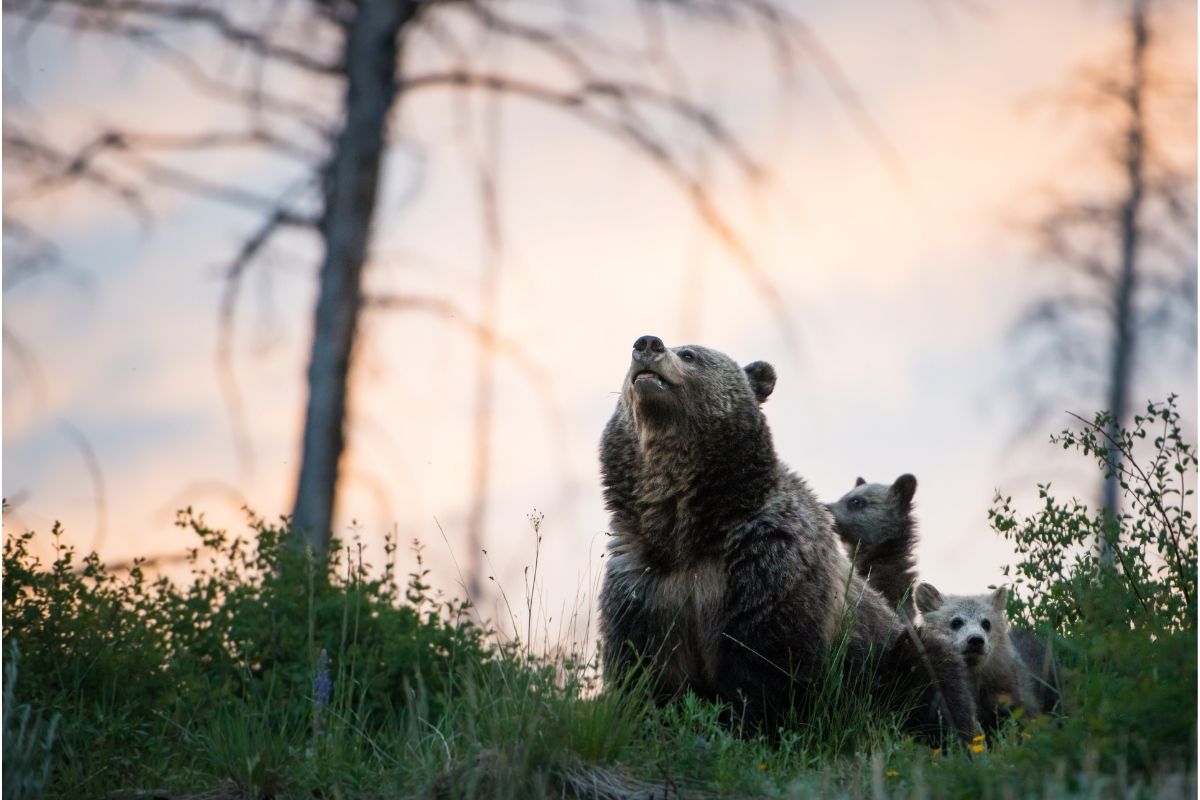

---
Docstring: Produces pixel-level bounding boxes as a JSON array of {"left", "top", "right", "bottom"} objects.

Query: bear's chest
[{"left": 621, "top": 553, "right": 727, "bottom": 694}]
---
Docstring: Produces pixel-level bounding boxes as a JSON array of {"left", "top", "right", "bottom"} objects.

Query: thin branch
[
  {"left": 2, "top": 325, "right": 50, "bottom": 410},
  {"left": 112, "top": 147, "right": 321, "bottom": 221},
  {"left": 401, "top": 70, "right": 764, "bottom": 180},
  {"left": 101, "top": 128, "right": 323, "bottom": 163},
  {"left": 397, "top": 69, "right": 796, "bottom": 352},
  {"left": 732, "top": 0, "right": 911, "bottom": 187},
  {"left": 125, "top": 31, "right": 334, "bottom": 134},
  {"left": 215, "top": 177, "right": 320, "bottom": 484},
  {"left": 4, "top": 131, "right": 152, "bottom": 222},
  {"left": 57, "top": 420, "right": 109, "bottom": 555},
  {"left": 15, "top": 0, "right": 342, "bottom": 75},
  {"left": 360, "top": 292, "right": 572, "bottom": 488}
]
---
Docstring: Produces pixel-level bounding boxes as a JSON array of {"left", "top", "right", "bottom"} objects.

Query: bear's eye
[
  {"left": 678, "top": 349, "right": 697, "bottom": 364},
  {"left": 950, "top": 618, "right": 964, "bottom": 631},
  {"left": 847, "top": 497, "right": 866, "bottom": 511},
  {"left": 980, "top": 619, "right": 991, "bottom": 632}
]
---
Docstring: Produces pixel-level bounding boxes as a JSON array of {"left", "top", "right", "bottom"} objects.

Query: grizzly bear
[
  {"left": 828, "top": 474, "right": 1060, "bottom": 718},
  {"left": 826, "top": 475, "right": 920, "bottom": 619},
  {"left": 915, "top": 584, "right": 1048, "bottom": 732},
  {"left": 597, "top": 335, "right": 976, "bottom": 741}
]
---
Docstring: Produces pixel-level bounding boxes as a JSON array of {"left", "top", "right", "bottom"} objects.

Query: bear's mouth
[
  {"left": 631, "top": 369, "right": 670, "bottom": 391},
  {"left": 961, "top": 647, "right": 985, "bottom": 665}
]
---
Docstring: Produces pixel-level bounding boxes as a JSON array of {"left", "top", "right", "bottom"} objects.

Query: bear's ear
[
  {"left": 890, "top": 474, "right": 917, "bottom": 507},
  {"left": 855, "top": 477, "right": 867, "bottom": 487},
  {"left": 743, "top": 361, "right": 776, "bottom": 404},
  {"left": 915, "top": 583, "right": 944, "bottom": 614},
  {"left": 990, "top": 586, "right": 1008, "bottom": 612}
]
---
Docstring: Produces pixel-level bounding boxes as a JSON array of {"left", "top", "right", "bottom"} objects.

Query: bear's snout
[{"left": 632, "top": 335, "right": 666, "bottom": 362}]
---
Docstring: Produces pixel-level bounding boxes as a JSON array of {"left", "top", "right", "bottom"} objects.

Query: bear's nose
[
  {"left": 965, "top": 635, "right": 985, "bottom": 652},
  {"left": 632, "top": 335, "right": 666, "bottom": 361}
]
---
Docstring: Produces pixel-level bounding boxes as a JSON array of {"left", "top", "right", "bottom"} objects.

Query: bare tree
[
  {"left": 4, "top": 0, "right": 895, "bottom": 580},
  {"left": 1014, "top": 0, "right": 1196, "bottom": 546}
]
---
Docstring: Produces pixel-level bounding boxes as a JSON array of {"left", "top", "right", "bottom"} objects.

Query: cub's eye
[
  {"left": 678, "top": 349, "right": 696, "bottom": 363},
  {"left": 981, "top": 619, "right": 991, "bottom": 632},
  {"left": 950, "top": 618, "right": 964, "bottom": 631},
  {"left": 847, "top": 498, "right": 866, "bottom": 511}
]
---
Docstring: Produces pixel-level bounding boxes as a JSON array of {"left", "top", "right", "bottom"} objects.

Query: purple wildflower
[{"left": 313, "top": 648, "right": 332, "bottom": 709}]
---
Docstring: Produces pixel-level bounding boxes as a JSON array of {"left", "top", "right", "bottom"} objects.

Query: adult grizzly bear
[{"left": 598, "top": 335, "right": 975, "bottom": 741}]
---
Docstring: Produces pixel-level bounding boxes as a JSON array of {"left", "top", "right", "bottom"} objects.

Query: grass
[{"left": 2, "top": 399, "right": 1196, "bottom": 799}]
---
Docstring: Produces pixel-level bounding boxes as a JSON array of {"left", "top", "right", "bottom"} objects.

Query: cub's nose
[
  {"left": 965, "top": 635, "right": 986, "bottom": 653},
  {"left": 632, "top": 335, "right": 666, "bottom": 362}
]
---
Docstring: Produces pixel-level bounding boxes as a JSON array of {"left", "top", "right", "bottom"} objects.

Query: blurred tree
[
  {"left": 3, "top": 1, "right": 889, "bottom": 589},
  {"left": 1014, "top": 0, "right": 1196, "bottom": 550}
]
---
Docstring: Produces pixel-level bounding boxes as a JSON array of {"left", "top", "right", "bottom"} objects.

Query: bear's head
[
  {"left": 620, "top": 334, "right": 775, "bottom": 433},
  {"left": 825, "top": 474, "right": 918, "bottom": 548},
  {"left": 916, "top": 584, "right": 1010, "bottom": 670}
]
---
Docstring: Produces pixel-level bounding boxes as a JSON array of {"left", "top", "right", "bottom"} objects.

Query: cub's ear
[
  {"left": 990, "top": 585, "right": 1009, "bottom": 612},
  {"left": 890, "top": 473, "right": 917, "bottom": 507},
  {"left": 915, "top": 583, "right": 944, "bottom": 614},
  {"left": 855, "top": 477, "right": 867, "bottom": 487},
  {"left": 743, "top": 361, "right": 776, "bottom": 404}
]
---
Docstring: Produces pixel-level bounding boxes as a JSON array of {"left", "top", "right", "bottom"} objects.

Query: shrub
[
  {"left": 990, "top": 396, "right": 1197, "bottom": 773},
  {"left": 1, "top": 511, "right": 490, "bottom": 795}
]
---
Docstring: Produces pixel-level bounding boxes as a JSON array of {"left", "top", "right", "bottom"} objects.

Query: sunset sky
[{"left": 4, "top": 0, "right": 1196, "bottom": 640}]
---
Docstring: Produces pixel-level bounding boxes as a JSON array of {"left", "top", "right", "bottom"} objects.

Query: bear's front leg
[{"left": 716, "top": 531, "right": 827, "bottom": 738}]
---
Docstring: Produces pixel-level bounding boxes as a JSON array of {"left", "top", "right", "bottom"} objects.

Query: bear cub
[
  {"left": 916, "top": 584, "right": 1040, "bottom": 733},
  {"left": 826, "top": 474, "right": 920, "bottom": 619},
  {"left": 830, "top": 474, "right": 1060, "bottom": 718}
]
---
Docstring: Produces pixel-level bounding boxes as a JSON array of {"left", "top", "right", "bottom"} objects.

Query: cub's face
[
  {"left": 826, "top": 474, "right": 917, "bottom": 546},
  {"left": 916, "top": 584, "right": 1009, "bottom": 669},
  {"left": 620, "top": 335, "right": 775, "bottom": 431}
]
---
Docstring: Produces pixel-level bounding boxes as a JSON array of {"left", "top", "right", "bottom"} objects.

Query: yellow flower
[
  {"left": 930, "top": 747, "right": 942, "bottom": 756},
  {"left": 970, "top": 743, "right": 986, "bottom": 753},
  {"left": 886, "top": 770, "right": 899, "bottom": 778},
  {"left": 996, "top": 692, "right": 1013, "bottom": 707},
  {"left": 972, "top": 734, "right": 986, "bottom": 743},
  {"left": 1021, "top": 731, "right": 1032, "bottom": 739},
  {"left": 759, "top": 761, "right": 768, "bottom": 771}
]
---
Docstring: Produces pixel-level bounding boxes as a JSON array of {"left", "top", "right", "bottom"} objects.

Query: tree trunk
[
  {"left": 1100, "top": 0, "right": 1148, "bottom": 561},
  {"left": 291, "top": 0, "right": 419, "bottom": 554}
]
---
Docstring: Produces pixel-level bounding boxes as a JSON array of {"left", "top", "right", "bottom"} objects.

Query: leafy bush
[
  {"left": 992, "top": 396, "right": 1195, "bottom": 634},
  {"left": 1, "top": 511, "right": 490, "bottom": 795},
  {"left": 990, "top": 396, "right": 1197, "bottom": 774}
]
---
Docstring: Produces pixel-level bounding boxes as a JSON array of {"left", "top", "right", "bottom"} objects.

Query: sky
[{"left": 3, "top": 0, "right": 1197, "bottom": 644}]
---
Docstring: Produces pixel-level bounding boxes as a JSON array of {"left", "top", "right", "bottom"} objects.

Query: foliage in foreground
[{"left": 2, "top": 398, "right": 1196, "bottom": 799}]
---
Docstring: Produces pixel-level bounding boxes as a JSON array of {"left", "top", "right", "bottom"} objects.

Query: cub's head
[
  {"left": 620, "top": 334, "right": 775, "bottom": 433},
  {"left": 916, "top": 583, "right": 1010, "bottom": 669},
  {"left": 825, "top": 474, "right": 917, "bottom": 547}
]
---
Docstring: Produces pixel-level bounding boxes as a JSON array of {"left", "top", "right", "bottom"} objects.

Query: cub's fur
[
  {"left": 826, "top": 475, "right": 919, "bottom": 618},
  {"left": 1010, "top": 628, "right": 1061, "bottom": 714},
  {"left": 916, "top": 584, "right": 1040, "bottom": 732},
  {"left": 830, "top": 477, "right": 1060, "bottom": 715},
  {"left": 598, "top": 335, "right": 976, "bottom": 741}
]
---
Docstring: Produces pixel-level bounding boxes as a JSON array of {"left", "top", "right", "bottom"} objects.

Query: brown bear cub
[
  {"left": 829, "top": 475, "right": 1060, "bottom": 718},
  {"left": 597, "top": 335, "right": 976, "bottom": 742},
  {"left": 916, "top": 584, "right": 1041, "bottom": 733},
  {"left": 826, "top": 475, "right": 920, "bottom": 619}
]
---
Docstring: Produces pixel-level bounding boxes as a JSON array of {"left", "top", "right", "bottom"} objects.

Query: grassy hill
[{"left": 3, "top": 399, "right": 1195, "bottom": 799}]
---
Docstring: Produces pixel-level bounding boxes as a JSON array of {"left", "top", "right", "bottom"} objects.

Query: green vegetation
[{"left": 3, "top": 399, "right": 1195, "bottom": 798}]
